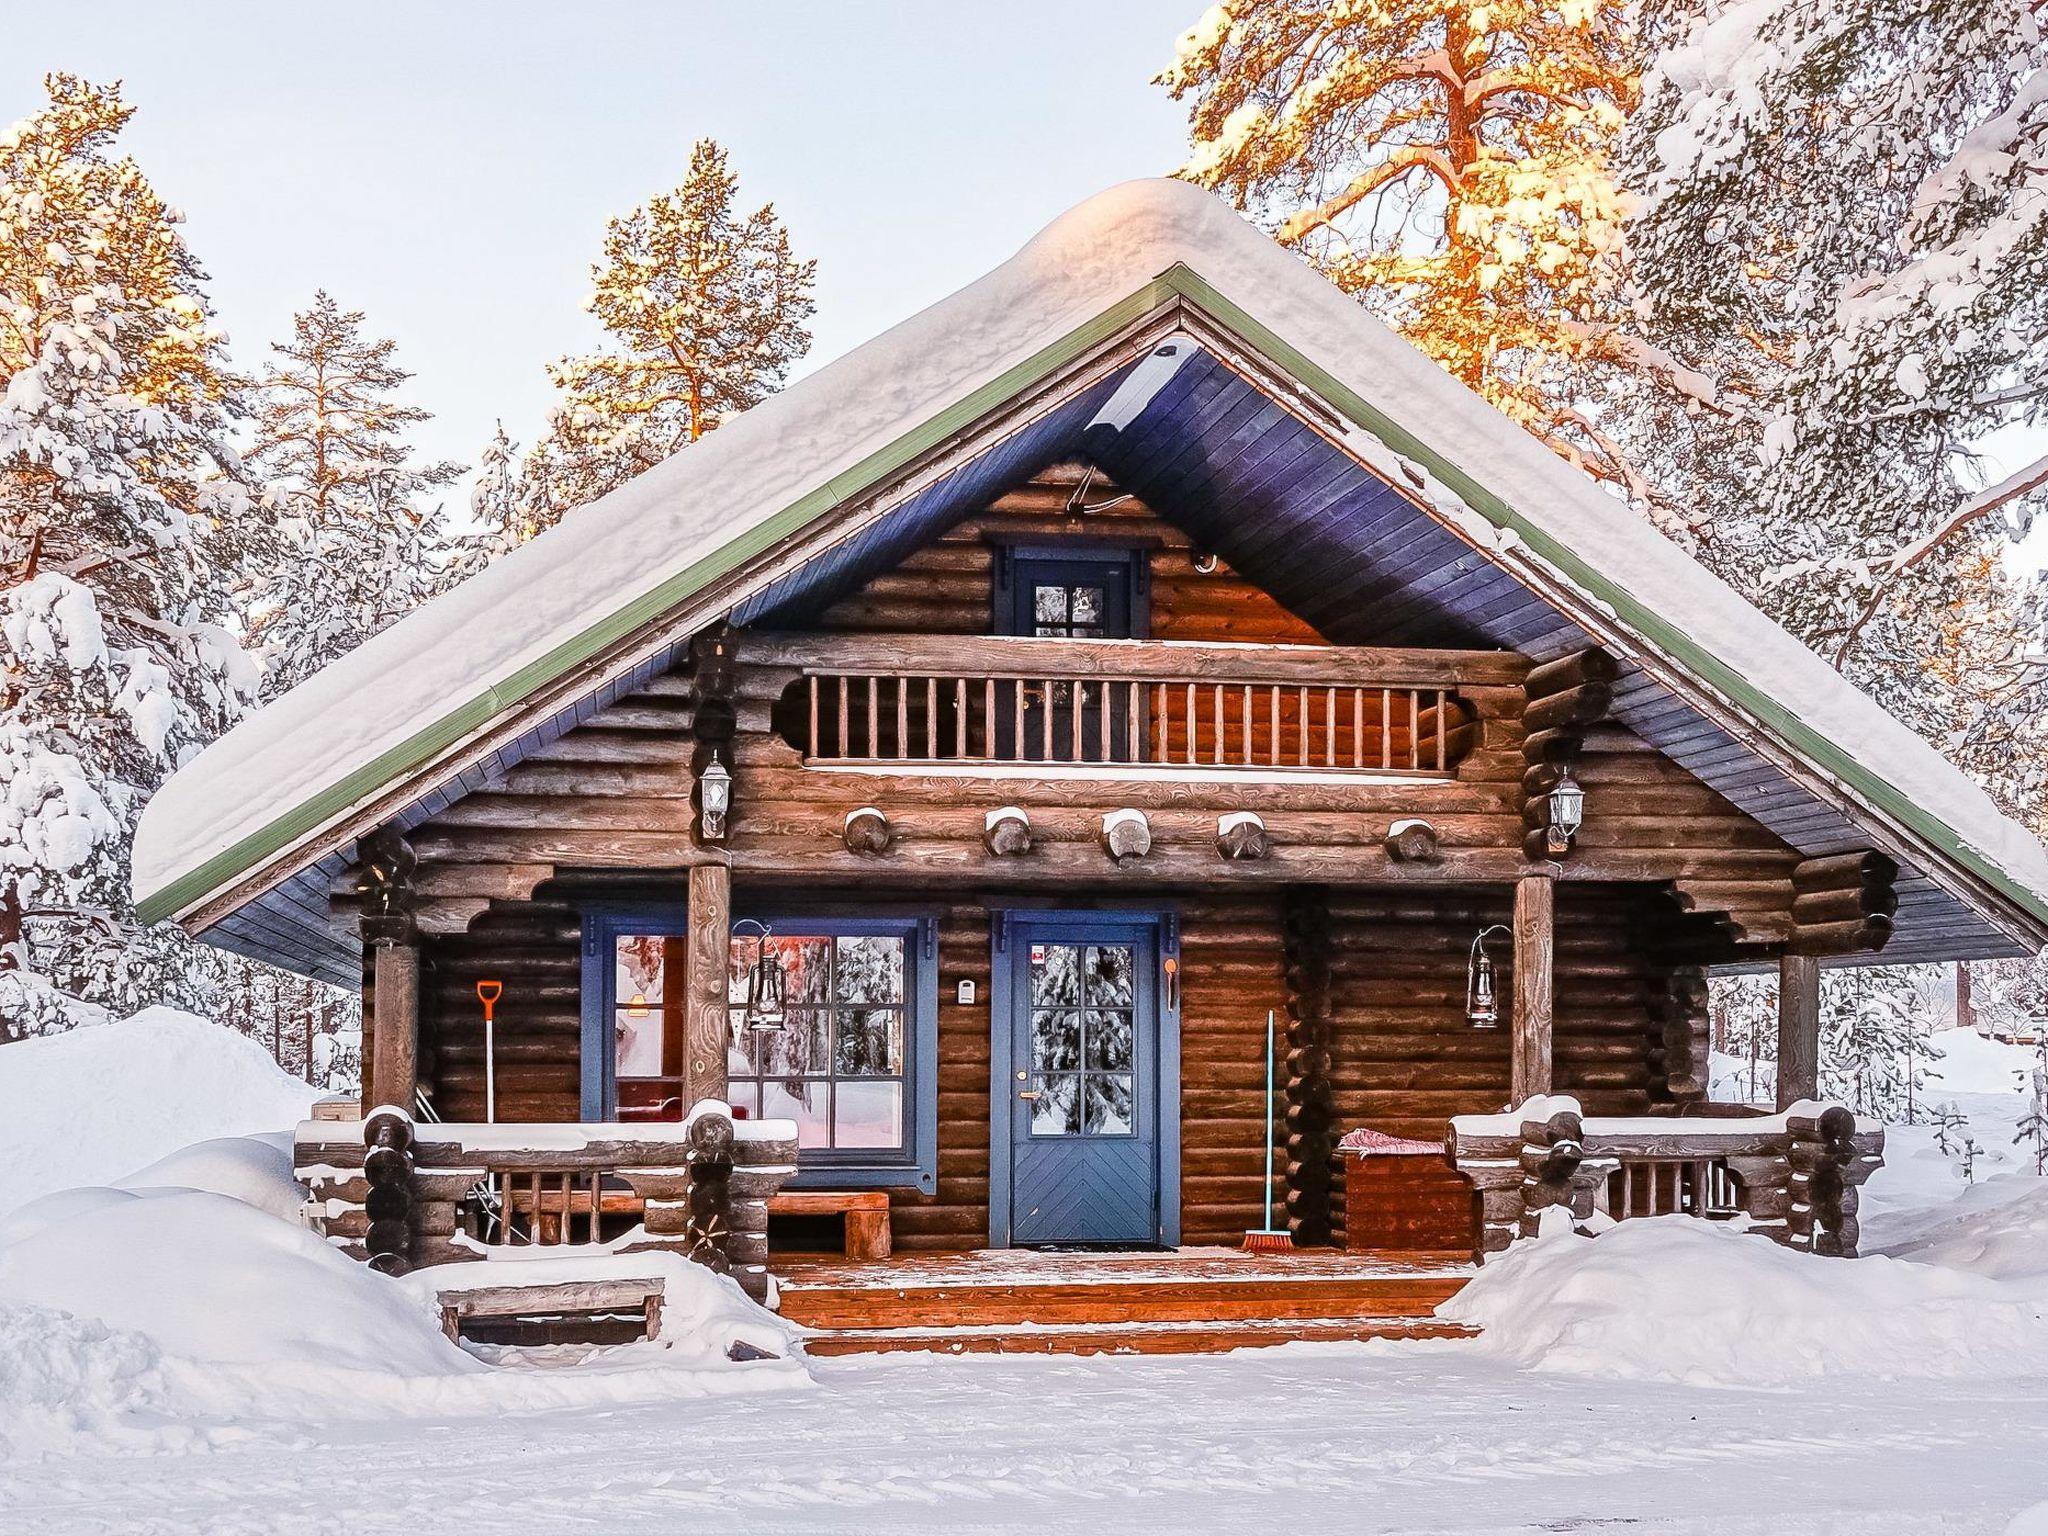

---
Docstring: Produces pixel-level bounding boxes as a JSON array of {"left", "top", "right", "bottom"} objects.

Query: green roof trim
[
  {"left": 142, "top": 258, "right": 2047, "bottom": 944},
  {"left": 136, "top": 274, "right": 1184, "bottom": 928}
]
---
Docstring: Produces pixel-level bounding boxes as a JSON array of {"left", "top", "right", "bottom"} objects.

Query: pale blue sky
[{"left": 7, "top": 2, "right": 1200, "bottom": 510}]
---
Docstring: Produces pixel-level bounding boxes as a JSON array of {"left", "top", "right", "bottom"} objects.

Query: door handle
[{"left": 1017, "top": 1089, "right": 1042, "bottom": 1101}]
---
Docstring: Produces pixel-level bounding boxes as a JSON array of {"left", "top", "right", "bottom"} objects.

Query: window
[
  {"left": 994, "top": 544, "right": 1147, "bottom": 640},
  {"left": 726, "top": 915, "right": 937, "bottom": 1189},
  {"left": 578, "top": 910, "right": 686, "bottom": 1124}
]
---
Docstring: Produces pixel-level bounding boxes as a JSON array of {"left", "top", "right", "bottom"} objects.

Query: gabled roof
[{"left": 133, "top": 179, "right": 2048, "bottom": 982}]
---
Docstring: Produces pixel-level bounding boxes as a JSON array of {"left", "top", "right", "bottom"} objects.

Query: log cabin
[{"left": 132, "top": 181, "right": 2048, "bottom": 1351}]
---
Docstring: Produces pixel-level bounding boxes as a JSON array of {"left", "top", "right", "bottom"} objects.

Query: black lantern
[
  {"left": 1467, "top": 924, "right": 1510, "bottom": 1029},
  {"left": 731, "top": 918, "right": 786, "bottom": 1032},
  {"left": 1546, "top": 768, "right": 1584, "bottom": 856}
]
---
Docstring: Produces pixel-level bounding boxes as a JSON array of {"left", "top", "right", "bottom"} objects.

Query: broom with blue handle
[{"left": 1243, "top": 1009, "right": 1294, "bottom": 1252}]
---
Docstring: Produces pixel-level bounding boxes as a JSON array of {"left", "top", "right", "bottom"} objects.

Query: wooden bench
[
  {"left": 437, "top": 1278, "right": 665, "bottom": 1344},
  {"left": 768, "top": 1190, "right": 892, "bottom": 1259}
]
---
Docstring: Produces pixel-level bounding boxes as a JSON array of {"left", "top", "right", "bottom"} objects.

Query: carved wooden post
[
  {"left": 684, "top": 1107, "right": 735, "bottom": 1276},
  {"left": 1280, "top": 886, "right": 1337, "bottom": 1246},
  {"left": 1511, "top": 874, "right": 1555, "bottom": 1104},
  {"left": 356, "top": 829, "right": 420, "bottom": 1114},
  {"left": 1777, "top": 952, "right": 1821, "bottom": 1110},
  {"left": 685, "top": 863, "right": 731, "bottom": 1107}
]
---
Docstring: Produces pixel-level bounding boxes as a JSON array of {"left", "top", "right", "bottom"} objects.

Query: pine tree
[
  {"left": 1158, "top": 0, "right": 1658, "bottom": 504},
  {"left": 246, "top": 292, "right": 463, "bottom": 694},
  {"left": 0, "top": 76, "right": 266, "bottom": 1036},
  {"left": 1821, "top": 965, "right": 1945, "bottom": 1121},
  {"left": 524, "top": 139, "right": 815, "bottom": 525},
  {"left": 1613, "top": 0, "right": 2047, "bottom": 735}
]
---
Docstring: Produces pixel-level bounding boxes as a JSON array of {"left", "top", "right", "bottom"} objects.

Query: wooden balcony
[{"left": 736, "top": 633, "right": 1525, "bottom": 778}]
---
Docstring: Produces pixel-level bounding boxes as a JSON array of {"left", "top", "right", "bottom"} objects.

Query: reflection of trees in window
[{"left": 727, "top": 929, "right": 908, "bottom": 1153}]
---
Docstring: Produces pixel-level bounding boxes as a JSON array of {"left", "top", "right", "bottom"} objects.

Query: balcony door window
[{"left": 996, "top": 545, "right": 1145, "bottom": 641}]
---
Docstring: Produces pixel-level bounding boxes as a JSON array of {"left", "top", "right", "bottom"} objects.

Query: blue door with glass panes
[{"left": 1001, "top": 913, "right": 1165, "bottom": 1246}]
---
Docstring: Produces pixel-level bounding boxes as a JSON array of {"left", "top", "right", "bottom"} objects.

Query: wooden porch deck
[{"left": 775, "top": 1247, "right": 1476, "bottom": 1356}]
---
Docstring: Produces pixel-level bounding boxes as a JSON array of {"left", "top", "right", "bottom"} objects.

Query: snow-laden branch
[{"left": 1276, "top": 147, "right": 1459, "bottom": 243}]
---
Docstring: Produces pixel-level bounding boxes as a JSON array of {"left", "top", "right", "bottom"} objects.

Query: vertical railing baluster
[
  {"left": 1098, "top": 678, "right": 1111, "bottom": 764},
  {"left": 1071, "top": 680, "right": 1084, "bottom": 762},
  {"left": 926, "top": 676, "right": 938, "bottom": 759},
  {"left": 589, "top": 1171, "right": 602, "bottom": 1244},
  {"left": 985, "top": 678, "right": 996, "bottom": 761},
  {"left": 1242, "top": 684, "right": 1254, "bottom": 765},
  {"left": 1269, "top": 686, "right": 1280, "bottom": 766},
  {"left": 1126, "top": 682, "right": 1140, "bottom": 763},
  {"left": 1298, "top": 686, "right": 1309, "bottom": 766},
  {"left": 1213, "top": 684, "right": 1224, "bottom": 764},
  {"left": 1013, "top": 679, "right": 1024, "bottom": 764},
  {"left": 1185, "top": 684, "right": 1197, "bottom": 765},
  {"left": 867, "top": 676, "right": 879, "bottom": 759},
  {"left": 1325, "top": 686, "right": 1337, "bottom": 767},
  {"left": 1436, "top": 688, "right": 1447, "bottom": 771},
  {"left": 837, "top": 676, "right": 849, "bottom": 759},
  {"left": 956, "top": 678, "right": 968, "bottom": 759},
  {"left": 1380, "top": 687, "right": 1391, "bottom": 769},
  {"left": 896, "top": 675, "right": 908, "bottom": 759},
  {"left": 1041, "top": 681, "right": 1054, "bottom": 762},
  {"left": 1352, "top": 687, "right": 1363, "bottom": 768},
  {"left": 808, "top": 675, "right": 819, "bottom": 760},
  {"left": 1408, "top": 690, "right": 1419, "bottom": 770}
]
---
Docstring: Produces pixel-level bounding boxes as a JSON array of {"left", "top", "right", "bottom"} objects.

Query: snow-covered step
[{"left": 801, "top": 1315, "right": 1477, "bottom": 1357}]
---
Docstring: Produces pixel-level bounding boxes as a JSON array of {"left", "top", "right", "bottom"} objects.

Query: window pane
[
  {"left": 836, "top": 1008, "right": 902, "bottom": 1075},
  {"left": 1085, "top": 1011, "right": 1132, "bottom": 1071},
  {"left": 759, "top": 1007, "right": 829, "bottom": 1077},
  {"left": 834, "top": 1081, "right": 903, "bottom": 1148},
  {"left": 835, "top": 935, "right": 903, "bottom": 1004},
  {"left": 1070, "top": 585, "right": 1104, "bottom": 626},
  {"left": 615, "top": 935, "right": 665, "bottom": 1014},
  {"left": 1031, "top": 1074, "right": 1082, "bottom": 1135},
  {"left": 1030, "top": 943, "right": 1081, "bottom": 1007},
  {"left": 1031, "top": 1009, "right": 1082, "bottom": 1071},
  {"left": 1086, "top": 945, "right": 1134, "bottom": 1007},
  {"left": 725, "top": 1027, "right": 753, "bottom": 1081},
  {"left": 1034, "top": 585, "right": 1068, "bottom": 626},
  {"left": 1085, "top": 1073, "right": 1134, "bottom": 1135},
  {"left": 615, "top": 1006, "right": 664, "bottom": 1078},
  {"left": 764, "top": 1079, "right": 831, "bottom": 1149}
]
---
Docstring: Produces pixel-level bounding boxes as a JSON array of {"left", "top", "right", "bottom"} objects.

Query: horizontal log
[
  {"left": 1521, "top": 683, "right": 1613, "bottom": 736},
  {"left": 1790, "top": 851, "right": 1899, "bottom": 893},
  {"left": 1787, "top": 915, "right": 1896, "bottom": 956},
  {"left": 1524, "top": 649, "right": 1619, "bottom": 698}
]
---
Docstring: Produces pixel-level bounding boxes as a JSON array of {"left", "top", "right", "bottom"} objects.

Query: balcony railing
[{"left": 738, "top": 633, "right": 1508, "bottom": 776}]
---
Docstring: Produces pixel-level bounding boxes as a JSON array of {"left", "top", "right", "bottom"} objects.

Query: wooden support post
[
  {"left": 1777, "top": 952, "right": 1821, "bottom": 1110},
  {"left": 1511, "top": 874, "right": 1555, "bottom": 1105},
  {"left": 685, "top": 863, "right": 732, "bottom": 1107},
  {"left": 369, "top": 938, "right": 420, "bottom": 1111}
]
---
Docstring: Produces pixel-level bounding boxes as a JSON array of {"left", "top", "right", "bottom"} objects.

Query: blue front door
[{"left": 1002, "top": 914, "right": 1166, "bottom": 1246}]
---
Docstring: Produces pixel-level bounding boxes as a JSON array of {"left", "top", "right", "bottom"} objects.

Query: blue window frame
[
  {"left": 729, "top": 913, "right": 938, "bottom": 1193},
  {"left": 579, "top": 904, "right": 938, "bottom": 1193}
]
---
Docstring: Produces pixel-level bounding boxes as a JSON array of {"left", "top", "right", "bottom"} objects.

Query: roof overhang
[{"left": 133, "top": 181, "right": 2048, "bottom": 982}]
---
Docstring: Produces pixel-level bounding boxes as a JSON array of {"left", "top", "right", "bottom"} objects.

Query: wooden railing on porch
[
  {"left": 736, "top": 633, "right": 1521, "bottom": 775},
  {"left": 1448, "top": 1097, "right": 1884, "bottom": 1258}
]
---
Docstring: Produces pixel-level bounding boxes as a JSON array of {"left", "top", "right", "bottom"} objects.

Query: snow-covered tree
[
  {"left": 1613, "top": 0, "right": 2048, "bottom": 740},
  {"left": 245, "top": 292, "right": 462, "bottom": 694},
  {"left": 447, "top": 420, "right": 542, "bottom": 580},
  {"left": 524, "top": 139, "right": 815, "bottom": 525},
  {"left": 1822, "top": 965, "right": 1945, "bottom": 1121},
  {"left": 0, "top": 75, "right": 264, "bottom": 1036},
  {"left": 1159, "top": 0, "right": 1659, "bottom": 502}
]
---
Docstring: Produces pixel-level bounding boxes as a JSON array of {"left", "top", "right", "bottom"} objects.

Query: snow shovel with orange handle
[{"left": 477, "top": 980, "right": 503, "bottom": 1123}]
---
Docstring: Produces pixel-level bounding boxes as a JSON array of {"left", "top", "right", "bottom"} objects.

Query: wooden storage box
[{"left": 1339, "top": 1129, "right": 1479, "bottom": 1257}]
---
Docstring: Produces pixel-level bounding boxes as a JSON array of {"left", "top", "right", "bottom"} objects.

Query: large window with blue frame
[
  {"left": 580, "top": 905, "right": 936, "bottom": 1192},
  {"left": 727, "top": 914, "right": 937, "bottom": 1191}
]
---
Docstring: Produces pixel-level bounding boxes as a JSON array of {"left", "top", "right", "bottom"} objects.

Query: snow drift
[
  {"left": 0, "top": 1008, "right": 320, "bottom": 1218},
  {"left": 1443, "top": 1186, "right": 2048, "bottom": 1387}
]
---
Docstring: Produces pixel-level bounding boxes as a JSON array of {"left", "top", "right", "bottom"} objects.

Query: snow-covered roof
[{"left": 133, "top": 179, "right": 2048, "bottom": 955}]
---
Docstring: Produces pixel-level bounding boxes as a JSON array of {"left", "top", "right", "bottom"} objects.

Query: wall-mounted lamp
[
  {"left": 699, "top": 757, "right": 732, "bottom": 842},
  {"left": 731, "top": 918, "right": 786, "bottom": 1032},
  {"left": 1466, "top": 924, "right": 1511, "bottom": 1029},
  {"left": 1545, "top": 767, "right": 1584, "bottom": 857}
]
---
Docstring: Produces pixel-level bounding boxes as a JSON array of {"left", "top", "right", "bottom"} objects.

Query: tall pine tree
[
  {"left": 524, "top": 139, "right": 816, "bottom": 525},
  {"left": 0, "top": 76, "right": 265, "bottom": 1036},
  {"left": 246, "top": 292, "right": 462, "bottom": 695},
  {"left": 1158, "top": 0, "right": 1657, "bottom": 506}
]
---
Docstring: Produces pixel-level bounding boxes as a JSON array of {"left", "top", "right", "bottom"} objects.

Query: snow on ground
[
  {"left": 5, "top": 1018, "right": 2048, "bottom": 1529},
  {"left": 0, "top": 1008, "right": 321, "bottom": 1218}
]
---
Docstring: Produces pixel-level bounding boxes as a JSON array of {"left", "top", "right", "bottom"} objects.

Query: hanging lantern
[
  {"left": 732, "top": 919, "right": 786, "bottom": 1032},
  {"left": 1467, "top": 924, "right": 1510, "bottom": 1029},
  {"left": 699, "top": 757, "right": 732, "bottom": 841},
  {"left": 1545, "top": 767, "right": 1585, "bottom": 856}
]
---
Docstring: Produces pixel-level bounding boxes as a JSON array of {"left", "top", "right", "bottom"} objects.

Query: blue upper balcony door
[{"left": 1004, "top": 915, "right": 1164, "bottom": 1246}]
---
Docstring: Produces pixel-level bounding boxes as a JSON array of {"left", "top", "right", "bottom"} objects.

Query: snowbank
[
  {"left": 0, "top": 1008, "right": 320, "bottom": 1217},
  {"left": 0, "top": 1188, "right": 808, "bottom": 1461},
  {"left": 1443, "top": 1195, "right": 2048, "bottom": 1387}
]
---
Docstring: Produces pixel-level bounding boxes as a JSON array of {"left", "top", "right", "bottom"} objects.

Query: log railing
[
  {"left": 1448, "top": 1096, "right": 1883, "bottom": 1258},
  {"left": 737, "top": 633, "right": 1515, "bottom": 776},
  {"left": 293, "top": 1108, "right": 798, "bottom": 1300}
]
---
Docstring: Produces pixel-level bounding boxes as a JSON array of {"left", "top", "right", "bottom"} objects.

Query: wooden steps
[{"left": 777, "top": 1249, "right": 1476, "bottom": 1356}]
